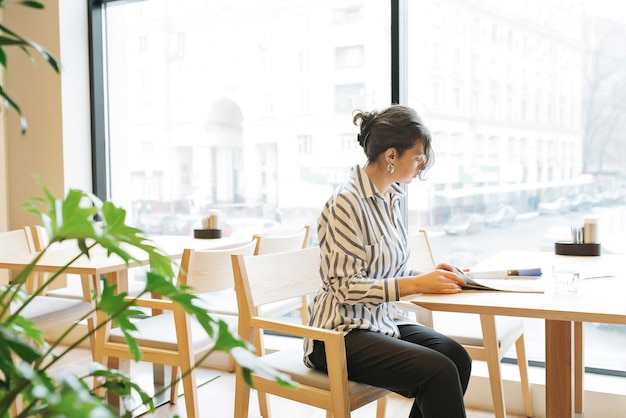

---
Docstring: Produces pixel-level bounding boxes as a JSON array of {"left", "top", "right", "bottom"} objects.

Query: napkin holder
[
  {"left": 554, "top": 241, "right": 601, "bottom": 256},
  {"left": 194, "top": 229, "right": 222, "bottom": 239}
]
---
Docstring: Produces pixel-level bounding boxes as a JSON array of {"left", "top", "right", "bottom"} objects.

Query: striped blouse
[{"left": 304, "top": 165, "right": 415, "bottom": 367}]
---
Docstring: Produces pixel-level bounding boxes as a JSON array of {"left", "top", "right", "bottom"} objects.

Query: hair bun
[{"left": 357, "top": 131, "right": 370, "bottom": 148}]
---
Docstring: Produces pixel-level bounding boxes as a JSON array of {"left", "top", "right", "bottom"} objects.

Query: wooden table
[
  {"left": 0, "top": 235, "right": 248, "bottom": 291},
  {"left": 411, "top": 250, "right": 625, "bottom": 418}
]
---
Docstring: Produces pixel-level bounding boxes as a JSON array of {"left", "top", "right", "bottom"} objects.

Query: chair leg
[
  {"left": 515, "top": 334, "right": 533, "bottom": 417},
  {"left": 105, "top": 357, "right": 122, "bottom": 413},
  {"left": 181, "top": 368, "right": 199, "bottom": 418},
  {"left": 480, "top": 314, "right": 506, "bottom": 418},
  {"left": 11, "top": 393, "right": 22, "bottom": 417},
  {"left": 234, "top": 367, "right": 252, "bottom": 418},
  {"left": 257, "top": 389, "right": 271, "bottom": 418},
  {"left": 375, "top": 395, "right": 387, "bottom": 418},
  {"left": 169, "top": 366, "right": 179, "bottom": 404}
]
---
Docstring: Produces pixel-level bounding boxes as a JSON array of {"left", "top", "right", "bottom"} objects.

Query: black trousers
[{"left": 308, "top": 324, "right": 471, "bottom": 418}]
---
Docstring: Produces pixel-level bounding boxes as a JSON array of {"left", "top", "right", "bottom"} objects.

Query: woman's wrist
[{"left": 398, "top": 276, "right": 421, "bottom": 297}]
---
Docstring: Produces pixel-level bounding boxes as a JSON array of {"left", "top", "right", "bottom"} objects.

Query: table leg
[
  {"left": 545, "top": 319, "right": 575, "bottom": 418},
  {"left": 574, "top": 321, "right": 584, "bottom": 415},
  {"left": 80, "top": 273, "right": 99, "bottom": 358},
  {"left": 479, "top": 314, "right": 506, "bottom": 418},
  {"left": 104, "top": 270, "right": 128, "bottom": 294}
]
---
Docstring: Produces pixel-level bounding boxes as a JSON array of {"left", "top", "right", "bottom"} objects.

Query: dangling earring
[{"left": 387, "top": 163, "right": 395, "bottom": 174}]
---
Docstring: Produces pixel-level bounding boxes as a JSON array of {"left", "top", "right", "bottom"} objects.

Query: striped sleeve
[{"left": 321, "top": 190, "right": 400, "bottom": 307}]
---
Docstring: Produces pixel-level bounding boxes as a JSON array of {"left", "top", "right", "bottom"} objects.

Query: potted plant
[{"left": 0, "top": 2, "right": 294, "bottom": 417}]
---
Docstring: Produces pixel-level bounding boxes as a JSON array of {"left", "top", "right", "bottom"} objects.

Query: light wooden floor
[{"left": 49, "top": 347, "right": 525, "bottom": 418}]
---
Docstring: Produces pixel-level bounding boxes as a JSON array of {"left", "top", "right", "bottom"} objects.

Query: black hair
[{"left": 353, "top": 104, "right": 434, "bottom": 179}]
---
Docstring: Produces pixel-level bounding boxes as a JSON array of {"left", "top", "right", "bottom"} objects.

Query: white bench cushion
[
  {"left": 109, "top": 311, "right": 237, "bottom": 351},
  {"left": 16, "top": 296, "right": 92, "bottom": 333}
]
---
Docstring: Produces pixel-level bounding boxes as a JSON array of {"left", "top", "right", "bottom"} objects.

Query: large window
[
  {"left": 92, "top": 0, "right": 625, "bottom": 374},
  {"left": 99, "top": 0, "right": 390, "bottom": 242},
  {"left": 403, "top": 0, "right": 626, "bottom": 373}
]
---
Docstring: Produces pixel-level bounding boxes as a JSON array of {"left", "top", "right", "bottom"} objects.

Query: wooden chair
[
  {"left": 252, "top": 224, "right": 310, "bottom": 255},
  {"left": 396, "top": 230, "right": 533, "bottom": 418},
  {"left": 1, "top": 228, "right": 94, "bottom": 337},
  {"left": 185, "top": 239, "right": 258, "bottom": 371},
  {"left": 22, "top": 225, "right": 63, "bottom": 295},
  {"left": 253, "top": 224, "right": 311, "bottom": 322},
  {"left": 0, "top": 228, "right": 36, "bottom": 288},
  {"left": 194, "top": 236, "right": 307, "bottom": 317},
  {"left": 231, "top": 247, "right": 388, "bottom": 418},
  {"left": 1, "top": 228, "right": 95, "bottom": 415},
  {"left": 93, "top": 241, "right": 258, "bottom": 418}
]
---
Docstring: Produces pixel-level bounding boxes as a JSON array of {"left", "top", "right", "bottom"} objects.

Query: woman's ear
[{"left": 385, "top": 147, "right": 397, "bottom": 164}]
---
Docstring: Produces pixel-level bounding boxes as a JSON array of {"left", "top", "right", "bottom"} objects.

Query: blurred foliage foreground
[{"left": 0, "top": 182, "right": 295, "bottom": 418}]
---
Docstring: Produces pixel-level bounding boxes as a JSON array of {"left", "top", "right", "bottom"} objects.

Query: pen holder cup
[
  {"left": 194, "top": 229, "right": 222, "bottom": 239},
  {"left": 554, "top": 241, "right": 601, "bottom": 256}
]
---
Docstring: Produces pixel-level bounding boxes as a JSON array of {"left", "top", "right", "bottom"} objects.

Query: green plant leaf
[
  {"left": 212, "top": 318, "right": 248, "bottom": 352},
  {"left": 35, "top": 369, "right": 118, "bottom": 418},
  {"left": 0, "top": 23, "right": 60, "bottom": 73},
  {"left": 0, "top": 36, "right": 30, "bottom": 46},
  {"left": 230, "top": 347, "right": 298, "bottom": 389},
  {"left": 96, "top": 283, "right": 145, "bottom": 362},
  {"left": 0, "top": 321, "right": 45, "bottom": 363},
  {"left": 0, "top": 2, "right": 60, "bottom": 135},
  {"left": 19, "top": 1, "right": 45, "bottom": 9},
  {"left": 91, "top": 366, "right": 155, "bottom": 415},
  {"left": 0, "top": 85, "right": 27, "bottom": 134}
]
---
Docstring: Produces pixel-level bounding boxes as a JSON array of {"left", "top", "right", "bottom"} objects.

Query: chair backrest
[
  {"left": 253, "top": 225, "right": 310, "bottom": 255},
  {"left": 1, "top": 229, "right": 94, "bottom": 336},
  {"left": 407, "top": 229, "right": 436, "bottom": 271},
  {"left": 0, "top": 229, "right": 35, "bottom": 255},
  {"left": 231, "top": 246, "right": 320, "bottom": 318},
  {"left": 184, "top": 239, "right": 258, "bottom": 293},
  {"left": 24, "top": 225, "right": 49, "bottom": 252},
  {"left": 0, "top": 229, "right": 37, "bottom": 287}
]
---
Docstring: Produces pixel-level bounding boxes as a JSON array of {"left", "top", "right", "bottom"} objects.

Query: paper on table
[
  {"left": 454, "top": 266, "right": 544, "bottom": 293},
  {"left": 468, "top": 268, "right": 542, "bottom": 281}
]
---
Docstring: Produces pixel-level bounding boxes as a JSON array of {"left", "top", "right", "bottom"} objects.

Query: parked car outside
[
  {"left": 484, "top": 204, "right": 517, "bottom": 227},
  {"left": 221, "top": 217, "right": 280, "bottom": 240},
  {"left": 443, "top": 213, "right": 485, "bottom": 235},
  {"left": 568, "top": 194, "right": 593, "bottom": 211},
  {"left": 537, "top": 197, "right": 570, "bottom": 215},
  {"left": 136, "top": 213, "right": 198, "bottom": 235}
]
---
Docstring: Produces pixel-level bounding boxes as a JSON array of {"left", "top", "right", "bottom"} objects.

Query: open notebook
[{"left": 454, "top": 266, "right": 544, "bottom": 293}]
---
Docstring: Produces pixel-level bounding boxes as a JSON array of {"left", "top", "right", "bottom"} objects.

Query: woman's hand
[
  {"left": 398, "top": 268, "right": 467, "bottom": 296},
  {"left": 434, "top": 262, "right": 455, "bottom": 272}
]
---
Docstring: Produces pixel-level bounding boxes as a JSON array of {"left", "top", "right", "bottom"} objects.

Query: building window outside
[
  {"left": 334, "top": 45, "right": 365, "bottom": 69},
  {"left": 297, "top": 135, "right": 312, "bottom": 155},
  {"left": 94, "top": 0, "right": 626, "bottom": 375},
  {"left": 334, "top": 83, "right": 366, "bottom": 114}
]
